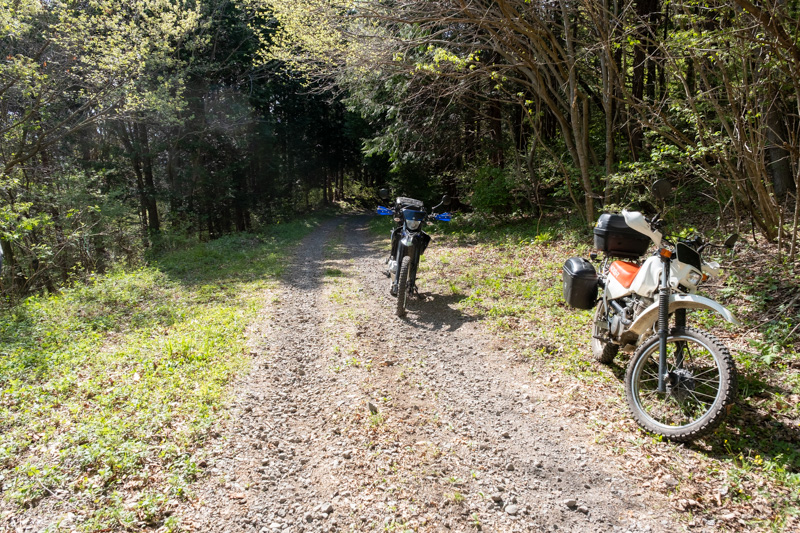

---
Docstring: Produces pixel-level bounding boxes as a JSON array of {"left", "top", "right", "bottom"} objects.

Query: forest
[
  {"left": 2, "top": 2, "right": 800, "bottom": 531},
  {"left": 2, "top": 0, "right": 800, "bottom": 300}
]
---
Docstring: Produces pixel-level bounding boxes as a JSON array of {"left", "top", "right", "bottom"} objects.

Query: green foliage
[
  {"left": 1, "top": 0, "right": 201, "bottom": 177},
  {"left": 381, "top": 161, "right": 444, "bottom": 203},
  {"left": 0, "top": 218, "right": 317, "bottom": 529},
  {"left": 1, "top": 0, "right": 200, "bottom": 298},
  {"left": 459, "top": 166, "right": 515, "bottom": 215},
  {"left": 0, "top": 0, "right": 377, "bottom": 301},
  {"left": 0, "top": 167, "right": 141, "bottom": 299}
]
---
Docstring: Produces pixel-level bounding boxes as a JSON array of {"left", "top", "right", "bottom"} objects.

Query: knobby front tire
[
  {"left": 625, "top": 327, "right": 737, "bottom": 442},
  {"left": 395, "top": 256, "right": 411, "bottom": 317}
]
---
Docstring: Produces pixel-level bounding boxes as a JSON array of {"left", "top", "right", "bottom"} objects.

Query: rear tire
[
  {"left": 395, "top": 256, "right": 411, "bottom": 317},
  {"left": 625, "top": 327, "right": 737, "bottom": 442},
  {"left": 592, "top": 301, "right": 619, "bottom": 364}
]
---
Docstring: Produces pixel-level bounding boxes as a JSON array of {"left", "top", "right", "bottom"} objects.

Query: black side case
[
  {"left": 593, "top": 214, "right": 650, "bottom": 258},
  {"left": 562, "top": 257, "right": 598, "bottom": 309}
]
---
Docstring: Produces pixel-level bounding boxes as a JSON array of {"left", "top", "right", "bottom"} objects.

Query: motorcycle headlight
[
  {"left": 686, "top": 270, "right": 702, "bottom": 286},
  {"left": 403, "top": 209, "right": 426, "bottom": 230}
]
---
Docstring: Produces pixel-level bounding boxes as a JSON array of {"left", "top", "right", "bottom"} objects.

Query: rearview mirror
[
  {"left": 441, "top": 195, "right": 451, "bottom": 206},
  {"left": 378, "top": 188, "right": 390, "bottom": 200},
  {"left": 652, "top": 179, "right": 673, "bottom": 201},
  {"left": 724, "top": 233, "right": 739, "bottom": 249}
]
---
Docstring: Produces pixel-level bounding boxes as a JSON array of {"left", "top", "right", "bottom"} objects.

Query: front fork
[
  {"left": 656, "top": 256, "right": 687, "bottom": 393},
  {"left": 657, "top": 256, "right": 670, "bottom": 392},
  {"left": 391, "top": 242, "right": 418, "bottom": 294}
]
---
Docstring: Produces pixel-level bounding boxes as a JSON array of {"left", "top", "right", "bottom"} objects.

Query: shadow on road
[{"left": 402, "top": 292, "right": 484, "bottom": 332}]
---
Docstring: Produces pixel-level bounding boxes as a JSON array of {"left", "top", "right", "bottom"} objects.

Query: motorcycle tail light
[
  {"left": 702, "top": 273, "right": 709, "bottom": 282},
  {"left": 659, "top": 248, "right": 674, "bottom": 259}
]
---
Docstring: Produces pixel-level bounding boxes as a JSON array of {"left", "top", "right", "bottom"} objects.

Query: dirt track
[{"left": 175, "top": 215, "right": 677, "bottom": 532}]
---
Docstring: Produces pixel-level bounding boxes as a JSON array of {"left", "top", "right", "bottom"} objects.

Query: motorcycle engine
[
  {"left": 608, "top": 297, "right": 633, "bottom": 337},
  {"left": 633, "top": 296, "right": 653, "bottom": 318},
  {"left": 609, "top": 296, "right": 651, "bottom": 338}
]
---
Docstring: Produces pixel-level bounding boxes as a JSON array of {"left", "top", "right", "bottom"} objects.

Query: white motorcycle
[{"left": 563, "top": 181, "right": 739, "bottom": 441}]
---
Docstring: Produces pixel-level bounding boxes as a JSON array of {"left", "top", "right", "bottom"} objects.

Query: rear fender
[{"left": 628, "top": 294, "right": 740, "bottom": 336}]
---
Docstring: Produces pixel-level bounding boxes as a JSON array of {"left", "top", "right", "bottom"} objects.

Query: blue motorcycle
[{"left": 377, "top": 190, "right": 451, "bottom": 316}]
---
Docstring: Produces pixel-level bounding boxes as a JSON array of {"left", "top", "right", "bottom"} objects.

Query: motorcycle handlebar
[{"left": 643, "top": 213, "right": 664, "bottom": 230}]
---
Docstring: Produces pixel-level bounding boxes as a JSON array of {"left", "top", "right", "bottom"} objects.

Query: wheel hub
[{"left": 665, "top": 368, "right": 696, "bottom": 402}]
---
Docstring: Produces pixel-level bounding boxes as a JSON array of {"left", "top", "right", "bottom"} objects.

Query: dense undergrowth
[
  {"left": 0, "top": 219, "right": 321, "bottom": 531},
  {"left": 371, "top": 210, "right": 799, "bottom": 531}
]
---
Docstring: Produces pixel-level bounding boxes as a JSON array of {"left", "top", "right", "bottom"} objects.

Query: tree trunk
[
  {"left": 136, "top": 123, "right": 160, "bottom": 234},
  {"left": 488, "top": 99, "right": 504, "bottom": 168},
  {"left": 464, "top": 104, "right": 478, "bottom": 164},
  {"left": 336, "top": 166, "right": 344, "bottom": 201},
  {"left": 766, "top": 101, "right": 795, "bottom": 198},
  {"left": 599, "top": 0, "right": 620, "bottom": 204},
  {"left": 630, "top": 40, "right": 645, "bottom": 158},
  {"left": 0, "top": 239, "right": 20, "bottom": 292},
  {"left": 561, "top": 0, "right": 595, "bottom": 222},
  {"left": 630, "top": 0, "right": 659, "bottom": 159}
]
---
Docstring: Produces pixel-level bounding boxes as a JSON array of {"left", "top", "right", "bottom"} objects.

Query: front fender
[
  {"left": 629, "top": 294, "right": 740, "bottom": 336},
  {"left": 402, "top": 232, "right": 426, "bottom": 248}
]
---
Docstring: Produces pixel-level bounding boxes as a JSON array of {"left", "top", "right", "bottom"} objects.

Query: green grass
[
  {"left": 416, "top": 211, "right": 799, "bottom": 531},
  {"left": 0, "top": 220, "right": 319, "bottom": 530}
]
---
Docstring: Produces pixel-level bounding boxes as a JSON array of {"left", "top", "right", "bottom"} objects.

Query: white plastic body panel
[
  {"left": 628, "top": 256, "right": 662, "bottom": 298},
  {"left": 628, "top": 294, "right": 741, "bottom": 335},
  {"left": 607, "top": 256, "right": 705, "bottom": 300},
  {"left": 606, "top": 256, "right": 661, "bottom": 300},
  {"left": 623, "top": 210, "right": 661, "bottom": 247},
  {"left": 605, "top": 274, "right": 631, "bottom": 300}
]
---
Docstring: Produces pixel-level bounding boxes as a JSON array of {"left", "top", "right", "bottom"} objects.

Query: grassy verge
[
  {"left": 371, "top": 211, "right": 799, "bottom": 531},
  {"left": 0, "top": 219, "right": 320, "bottom": 531}
]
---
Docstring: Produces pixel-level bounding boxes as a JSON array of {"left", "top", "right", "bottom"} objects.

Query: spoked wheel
[
  {"left": 591, "top": 300, "right": 619, "bottom": 364},
  {"left": 395, "top": 256, "right": 411, "bottom": 317},
  {"left": 625, "top": 327, "right": 737, "bottom": 441}
]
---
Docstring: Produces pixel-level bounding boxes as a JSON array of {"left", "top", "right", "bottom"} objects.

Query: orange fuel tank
[{"left": 609, "top": 260, "right": 640, "bottom": 288}]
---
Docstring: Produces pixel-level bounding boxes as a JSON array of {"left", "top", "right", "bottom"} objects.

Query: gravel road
[{"left": 175, "top": 215, "right": 677, "bottom": 533}]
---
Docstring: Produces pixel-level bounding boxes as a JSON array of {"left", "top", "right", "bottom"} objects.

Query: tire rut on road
[{"left": 176, "top": 215, "right": 676, "bottom": 533}]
